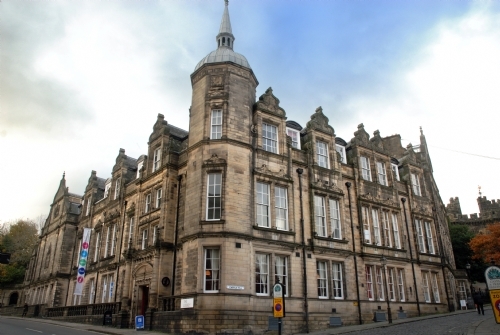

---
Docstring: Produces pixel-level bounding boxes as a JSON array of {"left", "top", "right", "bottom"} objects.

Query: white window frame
[
  {"left": 332, "top": 262, "right": 344, "bottom": 299},
  {"left": 360, "top": 156, "right": 372, "bottom": 181},
  {"left": 392, "top": 213, "right": 401, "bottom": 249},
  {"left": 336, "top": 144, "right": 347, "bottom": 164},
  {"left": 207, "top": 173, "right": 222, "bottom": 221},
  {"left": 114, "top": 178, "right": 121, "bottom": 200},
  {"left": 372, "top": 209, "right": 381, "bottom": 246},
  {"left": 329, "top": 199, "right": 341, "bottom": 239},
  {"left": 411, "top": 173, "right": 421, "bottom": 196},
  {"left": 104, "top": 182, "right": 111, "bottom": 198},
  {"left": 422, "top": 272, "right": 431, "bottom": 303},
  {"left": 145, "top": 194, "right": 151, "bottom": 213},
  {"left": 382, "top": 211, "right": 392, "bottom": 247},
  {"left": 128, "top": 217, "right": 135, "bottom": 243},
  {"left": 286, "top": 127, "right": 300, "bottom": 150},
  {"left": 415, "top": 219, "right": 426, "bottom": 253},
  {"left": 101, "top": 276, "right": 107, "bottom": 303},
  {"left": 107, "top": 275, "right": 114, "bottom": 303},
  {"left": 89, "top": 278, "right": 95, "bottom": 304},
  {"left": 93, "top": 232, "right": 100, "bottom": 262},
  {"left": 388, "top": 268, "right": 396, "bottom": 301},
  {"left": 110, "top": 225, "right": 116, "bottom": 256},
  {"left": 86, "top": 196, "right": 92, "bottom": 216},
  {"left": 104, "top": 226, "right": 111, "bottom": 258},
  {"left": 141, "top": 229, "right": 148, "bottom": 250},
  {"left": 255, "top": 253, "right": 270, "bottom": 296},
  {"left": 391, "top": 163, "right": 400, "bottom": 181},
  {"left": 425, "top": 221, "right": 435, "bottom": 254},
  {"left": 362, "top": 206, "right": 372, "bottom": 243},
  {"left": 317, "top": 261, "right": 328, "bottom": 299},
  {"left": 262, "top": 123, "right": 278, "bottom": 153},
  {"left": 314, "top": 196, "right": 327, "bottom": 237},
  {"left": 376, "top": 266, "right": 385, "bottom": 301},
  {"left": 156, "top": 188, "right": 162, "bottom": 208},
  {"left": 458, "top": 280, "right": 467, "bottom": 300},
  {"left": 376, "top": 161, "right": 388, "bottom": 186},
  {"left": 204, "top": 248, "right": 220, "bottom": 293},
  {"left": 366, "top": 265, "right": 374, "bottom": 300},
  {"left": 152, "top": 147, "right": 161, "bottom": 172},
  {"left": 316, "top": 141, "right": 329, "bottom": 168},
  {"left": 211, "top": 109, "right": 222, "bottom": 140},
  {"left": 397, "top": 269, "right": 406, "bottom": 302},
  {"left": 431, "top": 273, "right": 440, "bottom": 303},
  {"left": 136, "top": 161, "right": 143, "bottom": 179},
  {"left": 256, "top": 182, "right": 270, "bottom": 227},
  {"left": 275, "top": 255, "right": 288, "bottom": 297},
  {"left": 275, "top": 186, "right": 288, "bottom": 230}
]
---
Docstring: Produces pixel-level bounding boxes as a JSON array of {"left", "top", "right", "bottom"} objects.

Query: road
[
  {"left": 0, "top": 317, "right": 100, "bottom": 335},
  {"left": 349, "top": 308, "right": 492, "bottom": 335}
]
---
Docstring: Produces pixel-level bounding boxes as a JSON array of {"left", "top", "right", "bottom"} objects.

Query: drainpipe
[
  {"left": 171, "top": 175, "right": 183, "bottom": 306},
  {"left": 345, "top": 182, "right": 362, "bottom": 325},
  {"left": 401, "top": 197, "right": 421, "bottom": 316},
  {"left": 64, "top": 227, "right": 79, "bottom": 306},
  {"left": 296, "top": 168, "right": 309, "bottom": 333},
  {"left": 115, "top": 201, "right": 128, "bottom": 304}
]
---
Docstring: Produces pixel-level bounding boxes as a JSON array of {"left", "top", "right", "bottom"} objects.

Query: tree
[
  {"left": 470, "top": 223, "right": 500, "bottom": 265},
  {"left": 449, "top": 224, "right": 485, "bottom": 282},
  {"left": 0, "top": 219, "right": 39, "bottom": 285}
]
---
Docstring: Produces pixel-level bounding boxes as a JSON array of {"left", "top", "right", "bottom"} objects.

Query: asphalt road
[
  {"left": 0, "top": 317, "right": 100, "bottom": 335},
  {"left": 347, "top": 308, "right": 492, "bottom": 335}
]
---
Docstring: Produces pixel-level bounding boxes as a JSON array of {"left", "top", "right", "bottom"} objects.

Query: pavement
[{"left": 1, "top": 306, "right": 498, "bottom": 335}]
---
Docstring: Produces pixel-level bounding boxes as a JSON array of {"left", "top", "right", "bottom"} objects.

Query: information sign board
[
  {"left": 489, "top": 289, "right": 500, "bottom": 324},
  {"left": 135, "top": 315, "right": 145, "bottom": 330},
  {"left": 273, "top": 283, "right": 285, "bottom": 318}
]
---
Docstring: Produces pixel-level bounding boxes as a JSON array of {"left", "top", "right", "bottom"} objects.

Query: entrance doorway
[{"left": 137, "top": 285, "right": 149, "bottom": 316}]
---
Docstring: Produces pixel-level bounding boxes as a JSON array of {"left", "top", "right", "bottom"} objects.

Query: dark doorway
[
  {"left": 8, "top": 292, "right": 19, "bottom": 306},
  {"left": 137, "top": 285, "right": 149, "bottom": 316}
]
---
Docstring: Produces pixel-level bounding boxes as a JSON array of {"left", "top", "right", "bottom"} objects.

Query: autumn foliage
[{"left": 469, "top": 224, "right": 500, "bottom": 264}]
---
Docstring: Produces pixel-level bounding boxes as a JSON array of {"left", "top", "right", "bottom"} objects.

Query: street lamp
[
  {"left": 466, "top": 262, "right": 473, "bottom": 295},
  {"left": 381, "top": 256, "right": 392, "bottom": 323}
]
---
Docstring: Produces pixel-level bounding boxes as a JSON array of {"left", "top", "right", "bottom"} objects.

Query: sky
[{"left": 1, "top": 0, "right": 500, "bottom": 223}]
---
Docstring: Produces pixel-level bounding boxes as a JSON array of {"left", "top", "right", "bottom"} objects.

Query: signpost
[
  {"left": 484, "top": 266, "right": 500, "bottom": 324},
  {"left": 273, "top": 283, "right": 285, "bottom": 335}
]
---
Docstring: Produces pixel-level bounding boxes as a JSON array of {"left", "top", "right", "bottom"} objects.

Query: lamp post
[
  {"left": 381, "top": 256, "right": 392, "bottom": 323},
  {"left": 466, "top": 262, "right": 473, "bottom": 295}
]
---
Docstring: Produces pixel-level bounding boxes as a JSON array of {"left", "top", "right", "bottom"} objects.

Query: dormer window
[
  {"left": 411, "top": 173, "right": 422, "bottom": 196},
  {"left": 114, "top": 178, "right": 121, "bottom": 200},
  {"left": 262, "top": 123, "right": 278, "bottom": 154},
  {"left": 136, "top": 161, "right": 143, "bottom": 179},
  {"left": 316, "top": 141, "right": 329, "bottom": 168},
  {"left": 152, "top": 148, "right": 161, "bottom": 172},
  {"left": 376, "top": 162, "right": 388, "bottom": 186},
  {"left": 104, "top": 182, "right": 111, "bottom": 198},
  {"left": 286, "top": 128, "right": 300, "bottom": 149},
  {"left": 335, "top": 144, "right": 346, "bottom": 164},
  {"left": 391, "top": 163, "right": 400, "bottom": 181}
]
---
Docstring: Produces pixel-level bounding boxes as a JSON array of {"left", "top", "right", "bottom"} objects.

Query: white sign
[
  {"left": 181, "top": 298, "right": 194, "bottom": 309},
  {"left": 226, "top": 285, "right": 244, "bottom": 290},
  {"left": 74, "top": 228, "right": 92, "bottom": 295},
  {"left": 484, "top": 266, "right": 500, "bottom": 290}
]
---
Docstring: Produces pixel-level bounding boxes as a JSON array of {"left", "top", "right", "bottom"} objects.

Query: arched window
[
  {"left": 222, "top": 37, "right": 225, "bottom": 45},
  {"left": 9, "top": 292, "right": 19, "bottom": 305},
  {"left": 44, "top": 245, "right": 51, "bottom": 268}
]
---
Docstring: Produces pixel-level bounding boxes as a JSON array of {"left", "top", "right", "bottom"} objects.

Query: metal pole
[
  {"left": 345, "top": 182, "right": 362, "bottom": 324},
  {"left": 278, "top": 319, "right": 282, "bottom": 335},
  {"left": 401, "top": 197, "right": 421, "bottom": 316},
  {"left": 381, "top": 257, "right": 392, "bottom": 323},
  {"left": 296, "top": 168, "right": 309, "bottom": 333}
]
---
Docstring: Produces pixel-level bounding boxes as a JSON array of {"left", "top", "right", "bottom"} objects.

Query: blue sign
[
  {"left": 135, "top": 315, "right": 145, "bottom": 330},
  {"left": 78, "top": 267, "right": 85, "bottom": 275},
  {"left": 81, "top": 250, "right": 88, "bottom": 257}
]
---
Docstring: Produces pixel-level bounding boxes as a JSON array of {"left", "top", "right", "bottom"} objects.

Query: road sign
[
  {"left": 273, "top": 283, "right": 285, "bottom": 318},
  {"left": 135, "top": 315, "right": 145, "bottom": 330},
  {"left": 489, "top": 289, "right": 500, "bottom": 324}
]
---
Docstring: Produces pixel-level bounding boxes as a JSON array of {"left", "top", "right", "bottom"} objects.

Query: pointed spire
[
  {"left": 216, "top": 0, "right": 235, "bottom": 50},
  {"left": 62, "top": 171, "right": 66, "bottom": 179}
]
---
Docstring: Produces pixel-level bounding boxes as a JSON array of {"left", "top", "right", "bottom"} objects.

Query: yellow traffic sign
[
  {"left": 490, "top": 289, "right": 500, "bottom": 324},
  {"left": 273, "top": 297, "right": 284, "bottom": 318}
]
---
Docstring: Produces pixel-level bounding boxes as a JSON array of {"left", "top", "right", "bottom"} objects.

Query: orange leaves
[{"left": 469, "top": 223, "right": 500, "bottom": 263}]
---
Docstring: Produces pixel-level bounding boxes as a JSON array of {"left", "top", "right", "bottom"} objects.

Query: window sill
[
  {"left": 314, "top": 235, "right": 348, "bottom": 244},
  {"left": 253, "top": 225, "right": 295, "bottom": 235},
  {"left": 200, "top": 220, "right": 225, "bottom": 225},
  {"left": 362, "top": 243, "right": 407, "bottom": 252},
  {"left": 100, "top": 255, "right": 115, "bottom": 261}
]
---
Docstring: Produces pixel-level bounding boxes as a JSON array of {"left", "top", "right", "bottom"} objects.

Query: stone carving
[
  {"left": 211, "top": 75, "right": 223, "bottom": 87},
  {"left": 254, "top": 87, "right": 286, "bottom": 117},
  {"left": 254, "top": 164, "right": 290, "bottom": 180},
  {"left": 370, "top": 130, "right": 384, "bottom": 149},
  {"left": 203, "top": 154, "right": 227, "bottom": 167},
  {"left": 352, "top": 123, "right": 370, "bottom": 144},
  {"left": 305, "top": 107, "right": 334, "bottom": 135},
  {"left": 313, "top": 179, "right": 344, "bottom": 194}
]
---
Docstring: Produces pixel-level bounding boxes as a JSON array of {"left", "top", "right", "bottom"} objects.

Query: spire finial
[
  {"left": 217, "top": 0, "right": 234, "bottom": 50},
  {"left": 225, "top": 0, "right": 229, "bottom": 6},
  {"left": 420, "top": 126, "right": 423, "bottom": 135},
  {"left": 63, "top": 171, "right": 65, "bottom": 179}
]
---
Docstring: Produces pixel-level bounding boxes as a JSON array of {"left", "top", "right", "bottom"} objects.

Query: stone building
[
  {"left": 16, "top": 2, "right": 460, "bottom": 333},
  {"left": 447, "top": 196, "right": 500, "bottom": 233}
]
